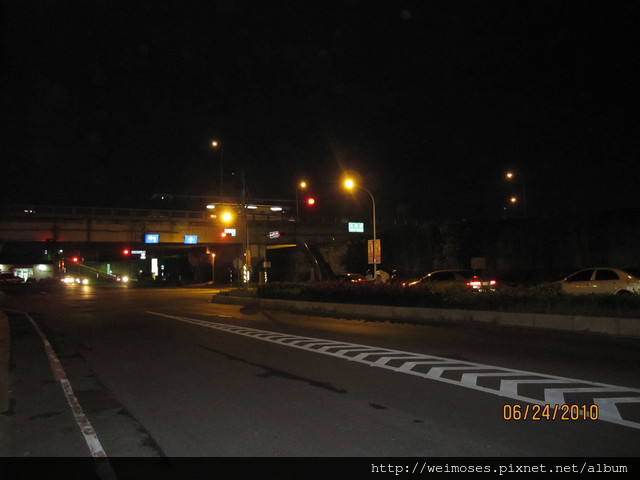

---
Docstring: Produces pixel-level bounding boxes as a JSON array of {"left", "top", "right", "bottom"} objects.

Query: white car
[{"left": 560, "top": 267, "right": 640, "bottom": 295}]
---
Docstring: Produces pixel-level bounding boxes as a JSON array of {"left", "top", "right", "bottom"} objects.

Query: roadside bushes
[{"left": 248, "top": 280, "right": 640, "bottom": 318}]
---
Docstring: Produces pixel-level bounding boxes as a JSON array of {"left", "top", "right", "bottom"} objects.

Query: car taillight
[{"left": 466, "top": 277, "right": 497, "bottom": 288}]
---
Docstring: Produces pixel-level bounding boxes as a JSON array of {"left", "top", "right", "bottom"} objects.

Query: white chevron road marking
[
  {"left": 148, "top": 312, "right": 640, "bottom": 430},
  {"left": 595, "top": 397, "right": 640, "bottom": 425},
  {"left": 460, "top": 372, "right": 537, "bottom": 387},
  {"left": 544, "top": 387, "right": 636, "bottom": 406},
  {"left": 499, "top": 378, "right": 572, "bottom": 397}
]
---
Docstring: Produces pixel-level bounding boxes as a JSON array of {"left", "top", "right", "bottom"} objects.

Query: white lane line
[
  {"left": 148, "top": 311, "right": 640, "bottom": 430},
  {"left": 17, "top": 311, "right": 109, "bottom": 458}
]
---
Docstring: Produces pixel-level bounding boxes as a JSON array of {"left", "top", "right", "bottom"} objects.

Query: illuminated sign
[
  {"left": 144, "top": 234, "right": 160, "bottom": 244},
  {"left": 348, "top": 222, "right": 364, "bottom": 233},
  {"left": 184, "top": 235, "right": 198, "bottom": 244},
  {"left": 224, "top": 228, "right": 237, "bottom": 237}
]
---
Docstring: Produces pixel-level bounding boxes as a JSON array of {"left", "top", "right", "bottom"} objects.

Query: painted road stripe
[
  {"left": 7, "top": 311, "right": 115, "bottom": 466},
  {"left": 148, "top": 311, "right": 640, "bottom": 430},
  {"left": 1, "top": 310, "right": 118, "bottom": 478}
]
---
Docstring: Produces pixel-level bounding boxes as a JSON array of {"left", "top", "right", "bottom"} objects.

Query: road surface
[{"left": 1, "top": 284, "right": 639, "bottom": 477}]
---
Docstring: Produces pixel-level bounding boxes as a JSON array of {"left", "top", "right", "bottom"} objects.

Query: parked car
[
  {"left": 402, "top": 269, "right": 498, "bottom": 292},
  {"left": 0, "top": 272, "right": 23, "bottom": 283},
  {"left": 559, "top": 267, "right": 640, "bottom": 295},
  {"left": 333, "top": 273, "right": 365, "bottom": 282}
]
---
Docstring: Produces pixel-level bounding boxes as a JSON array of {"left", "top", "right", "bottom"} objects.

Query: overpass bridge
[{"left": 0, "top": 204, "right": 366, "bottom": 283}]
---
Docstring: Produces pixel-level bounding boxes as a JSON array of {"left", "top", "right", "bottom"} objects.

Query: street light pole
[
  {"left": 211, "top": 140, "right": 223, "bottom": 197},
  {"left": 522, "top": 177, "right": 527, "bottom": 218},
  {"left": 241, "top": 170, "right": 250, "bottom": 284},
  {"left": 344, "top": 179, "right": 378, "bottom": 279},
  {"left": 210, "top": 252, "right": 215, "bottom": 283},
  {"left": 368, "top": 187, "right": 377, "bottom": 279},
  {"left": 505, "top": 171, "right": 527, "bottom": 218},
  {"left": 295, "top": 180, "right": 307, "bottom": 223}
]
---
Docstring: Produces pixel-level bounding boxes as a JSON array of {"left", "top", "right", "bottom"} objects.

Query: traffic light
[
  {"left": 70, "top": 255, "right": 81, "bottom": 263},
  {"left": 122, "top": 248, "right": 130, "bottom": 256},
  {"left": 306, "top": 196, "right": 316, "bottom": 206}
]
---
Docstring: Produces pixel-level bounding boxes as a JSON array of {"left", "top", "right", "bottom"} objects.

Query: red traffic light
[
  {"left": 306, "top": 197, "right": 316, "bottom": 206},
  {"left": 70, "top": 256, "right": 80, "bottom": 263},
  {"left": 122, "top": 248, "right": 130, "bottom": 255}
]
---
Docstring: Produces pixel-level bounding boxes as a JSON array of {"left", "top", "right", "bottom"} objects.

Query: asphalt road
[{"left": 1, "top": 284, "right": 639, "bottom": 477}]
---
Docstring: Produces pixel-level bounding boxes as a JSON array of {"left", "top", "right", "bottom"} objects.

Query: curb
[
  {"left": 211, "top": 295, "right": 640, "bottom": 340},
  {"left": 0, "top": 310, "right": 9, "bottom": 414}
]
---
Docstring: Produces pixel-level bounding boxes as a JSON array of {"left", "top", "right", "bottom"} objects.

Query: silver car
[
  {"left": 560, "top": 267, "right": 640, "bottom": 295},
  {"left": 402, "top": 269, "right": 498, "bottom": 292}
]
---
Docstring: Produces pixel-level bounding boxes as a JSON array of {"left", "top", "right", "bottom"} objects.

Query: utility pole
[{"left": 241, "top": 170, "right": 250, "bottom": 284}]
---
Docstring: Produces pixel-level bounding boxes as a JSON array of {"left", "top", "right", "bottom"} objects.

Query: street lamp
[
  {"left": 220, "top": 210, "right": 234, "bottom": 224},
  {"left": 505, "top": 170, "right": 526, "bottom": 218},
  {"left": 295, "top": 180, "right": 307, "bottom": 222},
  {"left": 343, "top": 178, "right": 378, "bottom": 279},
  {"left": 211, "top": 140, "right": 223, "bottom": 197}
]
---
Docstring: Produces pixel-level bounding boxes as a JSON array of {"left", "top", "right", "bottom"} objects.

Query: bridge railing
[{"left": 0, "top": 204, "right": 209, "bottom": 220}]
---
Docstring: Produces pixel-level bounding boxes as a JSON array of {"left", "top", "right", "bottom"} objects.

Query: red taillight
[{"left": 466, "top": 277, "right": 497, "bottom": 289}]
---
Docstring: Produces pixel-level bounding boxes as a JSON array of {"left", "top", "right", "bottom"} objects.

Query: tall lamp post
[
  {"left": 295, "top": 180, "right": 307, "bottom": 222},
  {"left": 211, "top": 140, "right": 223, "bottom": 197},
  {"left": 241, "top": 170, "right": 250, "bottom": 284},
  {"left": 343, "top": 178, "right": 378, "bottom": 279},
  {"left": 505, "top": 170, "right": 526, "bottom": 218}
]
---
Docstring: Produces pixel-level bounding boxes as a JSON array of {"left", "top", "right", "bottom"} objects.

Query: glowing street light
[
  {"left": 343, "top": 178, "right": 378, "bottom": 279},
  {"left": 505, "top": 170, "right": 527, "bottom": 218},
  {"left": 220, "top": 211, "right": 234, "bottom": 224}
]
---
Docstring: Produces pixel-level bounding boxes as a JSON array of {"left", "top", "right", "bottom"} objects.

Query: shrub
[{"left": 242, "top": 281, "right": 640, "bottom": 318}]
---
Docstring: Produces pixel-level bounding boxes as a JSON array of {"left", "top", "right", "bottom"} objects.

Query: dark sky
[{"left": 2, "top": 0, "right": 639, "bottom": 222}]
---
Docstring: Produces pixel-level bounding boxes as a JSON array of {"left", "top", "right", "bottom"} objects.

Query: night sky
[{"left": 2, "top": 1, "right": 639, "bottom": 222}]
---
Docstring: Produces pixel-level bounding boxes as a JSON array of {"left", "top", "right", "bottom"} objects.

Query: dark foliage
[{"left": 250, "top": 281, "right": 640, "bottom": 318}]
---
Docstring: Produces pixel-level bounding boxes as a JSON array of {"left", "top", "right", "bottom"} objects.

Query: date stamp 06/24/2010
[{"left": 503, "top": 404, "right": 599, "bottom": 421}]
